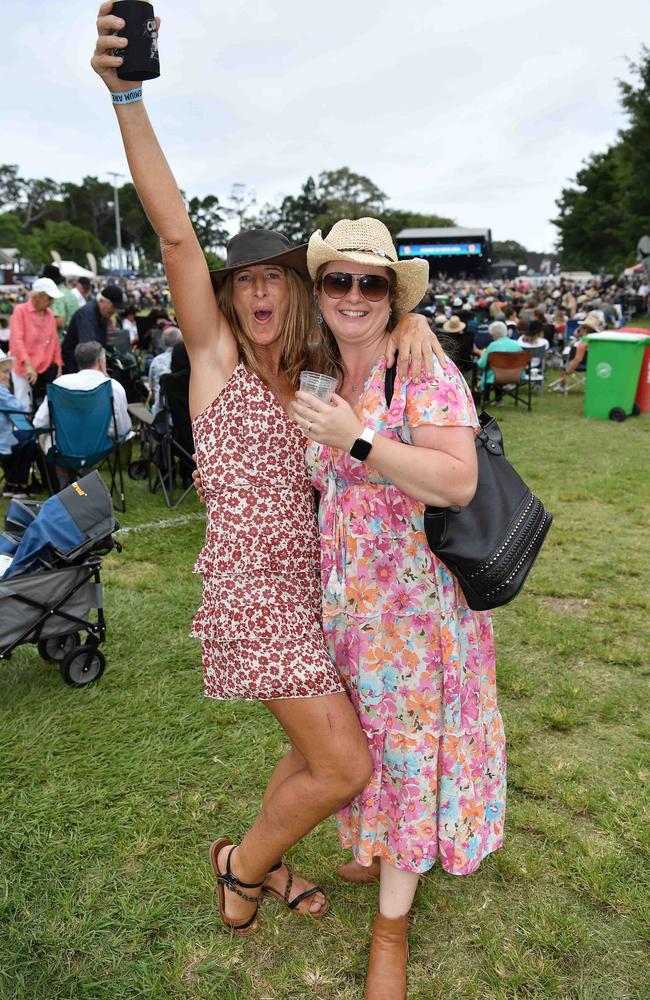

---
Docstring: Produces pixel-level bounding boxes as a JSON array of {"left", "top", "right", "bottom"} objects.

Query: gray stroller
[{"left": 0, "top": 471, "right": 120, "bottom": 686}]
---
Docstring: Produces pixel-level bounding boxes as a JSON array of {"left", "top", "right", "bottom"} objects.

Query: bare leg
[
  {"left": 378, "top": 861, "right": 419, "bottom": 918},
  {"left": 365, "top": 862, "right": 419, "bottom": 1000},
  {"left": 260, "top": 744, "right": 330, "bottom": 914},
  {"left": 262, "top": 745, "right": 306, "bottom": 807},
  {"left": 217, "top": 691, "right": 372, "bottom": 926}
]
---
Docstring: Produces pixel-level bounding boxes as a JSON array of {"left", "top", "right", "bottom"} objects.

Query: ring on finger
[{"left": 306, "top": 420, "right": 312, "bottom": 435}]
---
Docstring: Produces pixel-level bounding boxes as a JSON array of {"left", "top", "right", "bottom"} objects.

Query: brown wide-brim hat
[
  {"left": 307, "top": 217, "right": 430, "bottom": 315},
  {"left": 210, "top": 230, "right": 309, "bottom": 290}
]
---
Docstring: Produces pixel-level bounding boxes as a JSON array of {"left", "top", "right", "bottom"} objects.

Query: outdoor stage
[{"left": 396, "top": 226, "right": 492, "bottom": 278}]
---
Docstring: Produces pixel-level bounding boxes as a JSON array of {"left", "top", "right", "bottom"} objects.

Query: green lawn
[{"left": 1, "top": 380, "right": 649, "bottom": 1000}]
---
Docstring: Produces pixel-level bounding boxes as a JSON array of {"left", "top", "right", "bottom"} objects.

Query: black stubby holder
[{"left": 113, "top": 0, "right": 160, "bottom": 82}]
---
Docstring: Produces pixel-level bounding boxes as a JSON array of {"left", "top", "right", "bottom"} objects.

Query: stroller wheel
[
  {"left": 60, "top": 645, "right": 106, "bottom": 687},
  {"left": 38, "top": 632, "right": 81, "bottom": 663}
]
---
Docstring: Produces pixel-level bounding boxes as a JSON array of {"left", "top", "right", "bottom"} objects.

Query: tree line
[
  {"left": 553, "top": 46, "right": 650, "bottom": 273},
  {"left": 0, "top": 165, "right": 456, "bottom": 274},
  {"left": 7, "top": 39, "right": 646, "bottom": 282}
]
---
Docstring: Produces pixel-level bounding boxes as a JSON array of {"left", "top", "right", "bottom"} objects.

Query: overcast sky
[{"left": 6, "top": 0, "right": 650, "bottom": 253}]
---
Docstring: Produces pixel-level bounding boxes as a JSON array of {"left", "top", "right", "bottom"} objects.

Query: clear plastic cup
[{"left": 299, "top": 371, "right": 338, "bottom": 401}]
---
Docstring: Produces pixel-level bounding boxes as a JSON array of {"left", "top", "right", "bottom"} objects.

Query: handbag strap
[
  {"left": 384, "top": 359, "right": 506, "bottom": 457},
  {"left": 384, "top": 356, "right": 397, "bottom": 409}
]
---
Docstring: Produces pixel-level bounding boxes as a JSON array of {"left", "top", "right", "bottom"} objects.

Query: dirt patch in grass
[{"left": 538, "top": 596, "right": 592, "bottom": 618}]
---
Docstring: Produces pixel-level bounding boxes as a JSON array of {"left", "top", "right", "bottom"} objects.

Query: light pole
[{"left": 107, "top": 171, "right": 125, "bottom": 271}]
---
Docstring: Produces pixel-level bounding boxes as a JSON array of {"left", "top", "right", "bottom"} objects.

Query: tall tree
[
  {"left": 492, "top": 240, "right": 528, "bottom": 265},
  {"left": 315, "top": 167, "right": 386, "bottom": 230},
  {"left": 187, "top": 194, "right": 230, "bottom": 252},
  {"left": 0, "top": 166, "right": 23, "bottom": 213},
  {"left": 258, "top": 176, "right": 328, "bottom": 244},
  {"left": 0, "top": 211, "right": 22, "bottom": 247},
  {"left": 553, "top": 46, "right": 650, "bottom": 271},
  {"left": 118, "top": 182, "right": 159, "bottom": 261},
  {"left": 0, "top": 165, "right": 62, "bottom": 230},
  {"left": 381, "top": 209, "right": 456, "bottom": 243},
  {"left": 60, "top": 177, "right": 115, "bottom": 243},
  {"left": 617, "top": 45, "right": 650, "bottom": 250},
  {"left": 553, "top": 147, "right": 628, "bottom": 271},
  {"left": 12, "top": 221, "right": 105, "bottom": 271}
]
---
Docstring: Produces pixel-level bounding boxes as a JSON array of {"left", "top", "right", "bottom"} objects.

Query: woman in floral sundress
[{"left": 293, "top": 218, "right": 507, "bottom": 1000}]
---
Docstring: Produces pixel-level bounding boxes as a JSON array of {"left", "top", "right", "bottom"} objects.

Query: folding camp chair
[
  {"left": 547, "top": 340, "right": 587, "bottom": 396},
  {"left": 0, "top": 407, "right": 53, "bottom": 497},
  {"left": 126, "top": 373, "right": 195, "bottom": 509},
  {"left": 481, "top": 352, "right": 533, "bottom": 411},
  {"left": 153, "top": 371, "right": 195, "bottom": 508},
  {"left": 521, "top": 345, "right": 547, "bottom": 394},
  {"left": 46, "top": 381, "right": 127, "bottom": 512}
]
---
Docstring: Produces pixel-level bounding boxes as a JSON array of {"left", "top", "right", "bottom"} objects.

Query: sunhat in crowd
[
  {"left": 443, "top": 315, "right": 466, "bottom": 333},
  {"left": 0, "top": 349, "right": 14, "bottom": 364},
  {"left": 210, "top": 230, "right": 309, "bottom": 290},
  {"left": 32, "top": 277, "right": 62, "bottom": 299},
  {"left": 579, "top": 315, "right": 600, "bottom": 333},
  {"left": 307, "top": 218, "right": 429, "bottom": 315}
]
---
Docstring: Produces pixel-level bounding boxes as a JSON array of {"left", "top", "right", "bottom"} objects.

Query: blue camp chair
[
  {"left": 0, "top": 407, "right": 51, "bottom": 497},
  {"left": 46, "top": 381, "right": 126, "bottom": 512}
]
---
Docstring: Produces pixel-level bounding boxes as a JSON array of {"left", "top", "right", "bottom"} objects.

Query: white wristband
[{"left": 111, "top": 87, "right": 143, "bottom": 105}]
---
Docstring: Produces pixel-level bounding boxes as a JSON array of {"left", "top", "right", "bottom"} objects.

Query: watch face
[{"left": 350, "top": 437, "right": 373, "bottom": 461}]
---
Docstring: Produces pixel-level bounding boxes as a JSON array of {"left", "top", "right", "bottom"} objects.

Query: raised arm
[{"left": 90, "top": 2, "right": 236, "bottom": 377}]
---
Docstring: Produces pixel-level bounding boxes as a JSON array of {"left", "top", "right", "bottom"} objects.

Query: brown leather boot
[
  {"left": 365, "top": 912, "right": 409, "bottom": 1000},
  {"left": 338, "top": 857, "right": 381, "bottom": 884}
]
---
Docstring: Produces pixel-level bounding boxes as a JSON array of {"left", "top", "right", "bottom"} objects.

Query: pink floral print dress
[{"left": 305, "top": 356, "right": 507, "bottom": 875}]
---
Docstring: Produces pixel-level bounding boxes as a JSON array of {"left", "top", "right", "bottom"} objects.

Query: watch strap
[{"left": 350, "top": 426, "right": 375, "bottom": 461}]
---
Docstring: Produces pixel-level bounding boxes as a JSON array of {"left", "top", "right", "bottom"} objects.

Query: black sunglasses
[{"left": 320, "top": 271, "right": 390, "bottom": 302}]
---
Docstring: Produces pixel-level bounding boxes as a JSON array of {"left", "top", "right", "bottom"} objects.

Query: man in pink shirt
[{"left": 9, "top": 277, "right": 64, "bottom": 408}]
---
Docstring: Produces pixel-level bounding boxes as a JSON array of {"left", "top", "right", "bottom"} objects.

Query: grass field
[{"left": 1, "top": 374, "right": 649, "bottom": 1000}]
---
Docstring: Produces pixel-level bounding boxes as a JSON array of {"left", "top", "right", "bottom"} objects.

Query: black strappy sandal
[
  {"left": 263, "top": 860, "right": 329, "bottom": 918},
  {"left": 210, "top": 838, "right": 264, "bottom": 936}
]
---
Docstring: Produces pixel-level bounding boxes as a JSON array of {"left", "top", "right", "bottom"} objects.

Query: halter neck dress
[{"left": 190, "top": 362, "right": 343, "bottom": 701}]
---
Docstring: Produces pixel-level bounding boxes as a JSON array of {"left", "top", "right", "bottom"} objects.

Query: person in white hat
[
  {"left": 0, "top": 349, "right": 37, "bottom": 497},
  {"left": 90, "top": 4, "right": 448, "bottom": 945},
  {"left": 293, "top": 218, "right": 506, "bottom": 1000},
  {"left": 8, "top": 277, "right": 63, "bottom": 408}
]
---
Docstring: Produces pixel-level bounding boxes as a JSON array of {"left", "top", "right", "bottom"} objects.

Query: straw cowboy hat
[
  {"left": 210, "top": 230, "right": 309, "bottom": 290},
  {"left": 307, "top": 218, "right": 429, "bottom": 315},
  {"left": 443, "top": 315, "right": 466, "bottom": 333},
  {"left": 579, "top": 315, "right": 600, "bottom": 333}
]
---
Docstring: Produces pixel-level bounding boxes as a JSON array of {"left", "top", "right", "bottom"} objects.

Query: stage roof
[{"left": 396, "top": 227, "right": 491, "bottom": 239}]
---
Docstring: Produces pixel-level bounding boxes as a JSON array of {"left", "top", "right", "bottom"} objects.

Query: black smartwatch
[{"left": 350, "top": 427, "right": 375, "bottom": 462}]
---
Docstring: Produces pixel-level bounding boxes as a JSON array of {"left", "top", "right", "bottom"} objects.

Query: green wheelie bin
[{"left": 584, "top": 331, "right": 650, "bottom": 421}]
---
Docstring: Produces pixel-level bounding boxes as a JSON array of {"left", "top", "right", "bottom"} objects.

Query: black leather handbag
[{"left": 385, "top": 363, "right": 552, "bottom": 611}]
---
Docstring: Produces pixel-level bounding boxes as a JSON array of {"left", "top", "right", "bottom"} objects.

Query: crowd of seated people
[
  {"left": 416, "top": 272, "right": 646, "bottom": 399},
  {"left": 1, "top": 269, "right": 191, "bottom": 499},
  {"left": 1, "top": 267, "right": 645, "bottom": 497}
]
